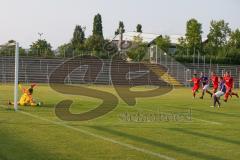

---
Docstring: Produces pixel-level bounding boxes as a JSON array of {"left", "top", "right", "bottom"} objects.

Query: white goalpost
[{"left": 14, "top": 42, "right": 19, "bottom": 111}]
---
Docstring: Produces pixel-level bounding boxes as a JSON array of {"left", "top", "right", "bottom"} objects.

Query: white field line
[
  {"left": 159, "top": 87, "right": 175, "bottom": 97},
  {"left": 152, "top": 87, "right": 221, "bottom": 125},
  {"left": 0, "top": 105, "right": 175, "bottom": 160},
  {"left": 148, "top": 87, "right": 221, "bottom": 126},
  {"left": 138, "top": 108, "right": 222, "bottom": 125},
  {"left": 192, "top": 118, "right": 222, "bottom": 125}
]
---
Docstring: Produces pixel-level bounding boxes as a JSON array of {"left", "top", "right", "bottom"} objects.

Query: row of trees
[
  {"left": 0, "top": 13, "right": 144, "bottom": 59},
  {"left": 1, "top": 15, "right": 240, "bottom": 64},
  {"left": 175, "top": 19, "right": 240, "bottom": 64},
  {"left": 0, "top": 39, "right": 54, "bottom": 57},
  {"left": 114, "top": 21, "right": 142, "bottom": 35},
  {"left": 58, "top": 13, "right": 108, "bottom": 58}
]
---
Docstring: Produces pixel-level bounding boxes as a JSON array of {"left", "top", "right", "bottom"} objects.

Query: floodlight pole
[
  {"left": 38, "top": 33, "right": 43, "bottom": 40},
  {"left": 118, "top": 27, "right": 123, "bottom": 52},
  {"left": 14, "top": 42, "right": 19, "bottom": 111}
]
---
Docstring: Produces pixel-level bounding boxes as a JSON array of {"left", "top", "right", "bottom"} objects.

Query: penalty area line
[
  {"left": 138, "top": 108, "right": 222, "bottom": 125},
  {"left": 0, "top": 105, "right": 175, "bottom": 160},
  {"left": 192, "top": 118, "right": 222, "bottom": 125}
]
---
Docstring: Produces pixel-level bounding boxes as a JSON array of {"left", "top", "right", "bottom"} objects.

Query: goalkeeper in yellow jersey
[{"left": 9, "top": 83, "right": 41, "bottom": 106}]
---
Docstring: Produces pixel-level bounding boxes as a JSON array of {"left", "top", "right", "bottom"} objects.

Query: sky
[{"left": 0, "top": 0, "right": 239, "bottom": 49}]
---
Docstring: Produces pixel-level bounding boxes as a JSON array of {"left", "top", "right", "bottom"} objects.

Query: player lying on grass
[
  {"left": 8, "top": 83, "right": 41, "bottom": 106},
  {"left": 223, "top": 71, "right": 239, "bottom": 102},
  {"left": 187, "top": 73, "right": 200, "bottom": 98},
  {"left": 212, "top": 77, "right": 226, "bottom": 108},
  {"left": 211, "top": 71, "right": 219, "bottom": 93},
  {"left": 199, "top": 72, "right": 213, "bottom": 99}
]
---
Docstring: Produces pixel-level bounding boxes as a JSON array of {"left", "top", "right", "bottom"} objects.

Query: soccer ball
[{"left": 37, "top": 102, "right": 43, "bottom": 106}]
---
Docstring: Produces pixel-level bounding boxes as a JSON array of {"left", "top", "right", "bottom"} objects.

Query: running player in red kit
[
  {"left": 224, "top": 71, "right": 239, "bottom": 102},
  {"left": 187, "top": 73, "right": 200, "bottom": 98},
  {"left": 211, "top": 71, "right": 219, "bottom": 93}
]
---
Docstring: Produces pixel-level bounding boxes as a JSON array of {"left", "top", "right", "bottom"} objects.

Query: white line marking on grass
[
  {"left": 0, "top": 105, "right": 175, "bottom": 160},
  {"left": 192, "top": 118, "right": 222, "bottom": 125},
  {"left": 138, "top": 108, "right": 222, "bottom": 125}
]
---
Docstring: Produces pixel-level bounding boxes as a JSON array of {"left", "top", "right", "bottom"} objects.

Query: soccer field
[{"left": 0, "top": 84, "right": 240, "bottom": 160}]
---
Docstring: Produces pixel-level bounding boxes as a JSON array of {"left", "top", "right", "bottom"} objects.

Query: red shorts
[
  {"left": 213, "top": 84, "right": 218, "bottom": 90},
  {"left": 226, "top": 87, "right": 232, "bottom": 93},
  {"left": 192, "top": 86, "right": 199, "bottom": 92}
]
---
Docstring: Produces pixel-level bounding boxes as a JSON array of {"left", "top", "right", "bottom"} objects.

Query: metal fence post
[
  {"left": 238, "top": 69, "right": 240, "bottom": 88},
  {"left": 47, "top": 63, "right": 49, "bottom": 83},
  {"left": 155, "top": 45, "right": 158, "bottom": 64},
  {"left": 159, "top": 47, "right": 161, "bottom": 65},
  {"left": 177, "top": 63, "right": 179, "bottom": 81},
  {"left": 128, "top": 66, "right": 130, "bottom": 85},
  {"left": 204, "top": 55, "right": 206, "bottom": 74},
  {"left": 40, "top": 59, "right": 42, "bottom": 72},
  {"left": 25, "top": 65, "right": 27, "bottom": 83},
  {"left": 235, "top": 67, "right": 238, "bottom": 88}
]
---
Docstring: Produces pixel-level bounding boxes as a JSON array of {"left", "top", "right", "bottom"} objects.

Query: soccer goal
[{"left": 13, "top": 42, "right": 19, "bottom": 111}]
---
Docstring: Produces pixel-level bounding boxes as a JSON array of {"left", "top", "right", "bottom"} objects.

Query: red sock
[{"left": 225, "top": 92, "right": 230, "bottom": 101}]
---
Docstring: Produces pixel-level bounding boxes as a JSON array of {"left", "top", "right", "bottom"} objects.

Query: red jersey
[
  {"left": 224, "top": 75, "right": 233, "bottom": 88},
  {"left": 192, "top": 77, "right": 200, "bottom": 87},
  {"left": 211, "top": 75, "right": 219, "bottom": 86}
]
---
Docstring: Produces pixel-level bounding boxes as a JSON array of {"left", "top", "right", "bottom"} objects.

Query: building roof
[
  {"left": 168, "top": 35, "right": 183, "bottom": 45},
  {"left": 113, "top": 31, "right": 161, "bottom": 44},
  {"left": 112, "top": 31, "right": 207, "bottom": 46}
]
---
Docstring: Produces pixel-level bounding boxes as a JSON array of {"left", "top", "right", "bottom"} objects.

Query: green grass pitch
[{"left": 0, "top": 84, "right": 240, "bottom": 160}]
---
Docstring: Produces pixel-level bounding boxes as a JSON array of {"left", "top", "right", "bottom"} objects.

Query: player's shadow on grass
[
  {"left": 168, "top": 128, "right": 240, "bottom": 146},
  {"left": 1, "top": 104, "right": 55, "bottom": 111},
  {"left": 89, "top": 126, "right": 226, "bottom": 160},
  {"left": 38, "top": 104, "right": 55, "bottom": 108}
]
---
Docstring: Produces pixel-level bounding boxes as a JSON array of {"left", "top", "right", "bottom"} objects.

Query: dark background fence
[{"left": 1, "top": 56, "right": 239, "bottom": 88}]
